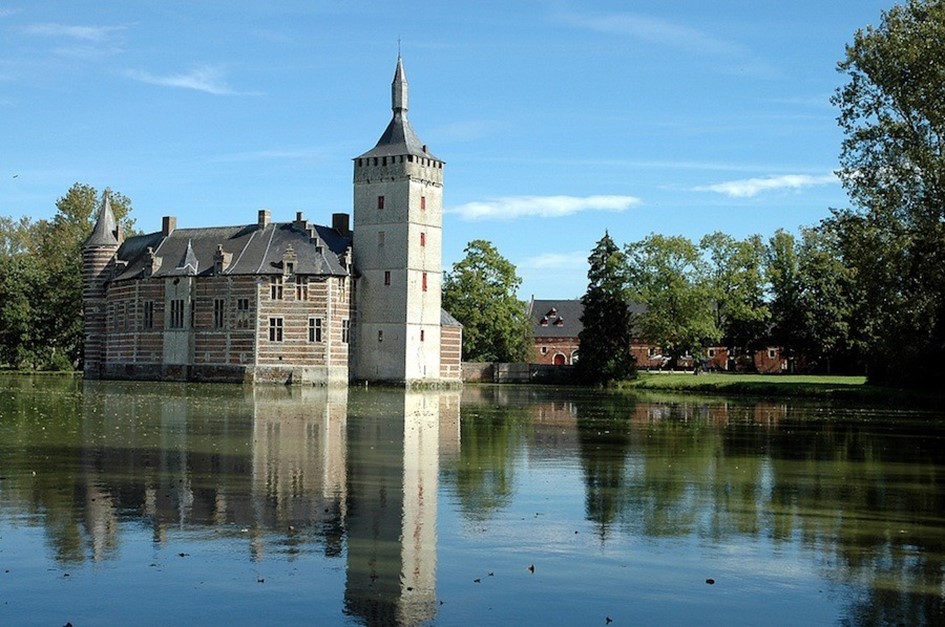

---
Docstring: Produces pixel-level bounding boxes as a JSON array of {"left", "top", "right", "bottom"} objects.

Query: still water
[{"left": 1, "top": 375, "right": 944, "bottom": 626}]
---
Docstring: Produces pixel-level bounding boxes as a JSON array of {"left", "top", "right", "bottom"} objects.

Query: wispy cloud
[
  {"left": 448, "top": 194, "right": 640, "bottom": 221},
  {"left": 22, "top": 22, "right": 126, "bottom": 56},
  {"left": 559, "top": 12, "right": 776, "bottom": 78},
  {"left": 124, "top": 66, "right": 258, "bottom": 96},
  {"left": 693, "top": 174, "right": 838, "bottom": 198},
  {"left": 209, "top": 147, "right": 327, "bottom": 163},
  {"left": 561, "top": 12, "right": 740, "bottom": 56},
  {"left": 520, "top": 251, "right": 588, "bottom": 270},
  {"left": 23, "top": 23, "right": 124, "bottom": 42},
  {"left": 0, "top": 8, "right": 21, "bottom": 18}
]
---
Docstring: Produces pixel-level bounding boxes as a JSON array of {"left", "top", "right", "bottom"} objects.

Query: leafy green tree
[
  {"left": 577, "top": 232, "right": 635, "bottom": 384},
  {"left": 795, "top": 226, "right": 858, "bottom": 373},
  {"left": 699, "top": 232, "right": 769, "bottom": 354},
  {"left": 765, "top": 229, "right": 805, "bottom": 368},
  {"left": 0, "top": 183, "right": 133, "bottom": 370},
  {"left": 832, "top": 0, "right": 945, "bottom": 387},
  {"left": 625, "top": 234, "right": 719, "bottom": 366},
  {"left": 442, "top": 240, "right": 529, "bottom": 362}
]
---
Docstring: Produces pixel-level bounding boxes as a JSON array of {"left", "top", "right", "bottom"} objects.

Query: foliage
[
  {"left": 625, "top": 234, "right": 719, "bottom": 365},
  {"left": 0, "top": 183, "right": 133, "bottom": 370},
  {"left": 831, "top": 0, "right": 945, "bottom": 387},
  {"left": 577, "top": 232, "right": 636, "bottom": 384},
  {"left": 442, "top": 240, "right": 530, "bottom": 362},
  {"left": 699, "top": 232, "right": 769, "bottom": 354}
]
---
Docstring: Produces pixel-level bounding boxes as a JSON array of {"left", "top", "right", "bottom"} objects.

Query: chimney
[
  {"left": 258, "top": 209, "right": 271, "bottom": 228},
  {"left": 162, "top": 216, "right": 176, "bottom": 237},
  {"left": 332, "top": 212, "right": 350, "bottom": 237}
]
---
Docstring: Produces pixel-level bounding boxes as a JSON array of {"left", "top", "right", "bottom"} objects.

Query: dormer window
[
  {"left": 554, "top": 318, "right": 564, "bottom": 327},
  {"left": 281, "top": 244, "right": 297, "bottom": 277},
  {"left": 540, "top": 316, "right": 549, "bottom": 327}
]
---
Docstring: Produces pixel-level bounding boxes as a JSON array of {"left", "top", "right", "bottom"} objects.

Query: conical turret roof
[{"left": 85, "top": 193, "right": 119, "bottom": 248}]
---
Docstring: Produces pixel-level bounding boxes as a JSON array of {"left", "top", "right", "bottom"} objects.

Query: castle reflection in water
[
  {"left": 1, "top": 380, "right": 798, "bottom": 626},
  {"left": 54, "top": 384, "right": 460, "bottom": 626}
]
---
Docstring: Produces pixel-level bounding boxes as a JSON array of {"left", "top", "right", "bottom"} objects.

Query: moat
[{"left": 1, "top": 375, "right": 944, "bottom": 626}]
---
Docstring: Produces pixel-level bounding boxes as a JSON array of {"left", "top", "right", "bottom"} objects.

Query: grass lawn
[{"left": 617, "top": 372, "right": 893, "bottom": 401}]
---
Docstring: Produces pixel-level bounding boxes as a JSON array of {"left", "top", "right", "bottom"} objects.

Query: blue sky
[{"left": 1, "top": 1, "right": 893, "bottom": 298}]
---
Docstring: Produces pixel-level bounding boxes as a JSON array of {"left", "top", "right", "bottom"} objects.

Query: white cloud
[
  {"left": 124, "top": 66, "right": 257, "bottom": 96},
  {"left": 23, "top": 23, "right": 124, "bottom": 42},
  {"left": 693, "top": 174, "right": 838, "bottom": 198},
  {"left": 209, "top": 147, "right": 327, "bottom": 163},
  {"left": 448, "top": 194, "right": 640, "bottom": 221},
  {"left": 520, "top": 251, "right": 588, "bottom": 270},
  {"left": 561, "top": 12, "right": 740, "bottom": 57}
]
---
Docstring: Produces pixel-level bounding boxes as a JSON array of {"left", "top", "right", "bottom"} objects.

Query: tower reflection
[{"left": 344, "top": 389, "right": 460, "bottom": 627}]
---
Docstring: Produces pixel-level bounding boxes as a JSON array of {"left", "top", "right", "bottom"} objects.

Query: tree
[
  {"left": 577, "top": 232, "right": 635, "bottom": 384},
  {"left": 442, "top": 240, "right": 529, "bottom": 362},
  {"left": 795, "top": 226, "right": 858, "bottom": 373},
  {"left": 832, "top": 0, "right": 945, "bottom": 387},
  {"left": 765, "top": 229, "right": 805, "bottom": 368},
  {"left": 699, "top": 232, "right": 769, "bottom": 355},
  {"left": 625, "top": 234, "right": 718, "bottom": 366},
  {"left": 0, "top": 183, "right": 133, "bottom": 370}
]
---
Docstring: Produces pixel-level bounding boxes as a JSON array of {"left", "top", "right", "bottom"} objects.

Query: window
[
  {"left": 342, "top": 319, "right": 350, "bottom": 343},
  {"left": 648, "top": 347, "right": 657, "bottom": 357},
  {"left": 384, "top": 271, "right": 391, "bottom": 286},
  {"left": 420, "top": 232, "right": 426, "bottom": 247},
  {"left": 378, "top": 231, "right": 385, "bottom": 246},
  {"left": 296, "top": 276, "right": 308, "bottom": 301},
  {"left": 286, "top": 261, "right": 295, "bottom": 275},
  {"left": 377, "top": 195, "right": 385, "bottom": 210},
  {"left": 269, "top": 317, "right": 283, "bottom": 342},
  {"left": 213, "top": 298, "right": 225, "bottom": 329},
  {"left": 541, "top": 346, "right": 548, "bottom": 355},
  {"left": 143, "top": 301, "right": 154, "bottom": 330},
  {"left": 170, "top": 299, "right": 185, "bottom": 329},
  {"left": 422, "top": 272, "right": 428, "bottom": 292},
  {"left": 308, "top": 317, "right": 322, "bottom": 342},
  {"left": 117, "top": 303, "right": 125, "bottom": 330},
  {"left": 420, "top": 196, "right": 426, "bottom": 211},
  {"left": 768, "top": 348, "right": 777, "bottom": 359},
  {"left": 236, "top": 298, "right": 250, "bottom": 329},
  {"left": 270, "top": 276, "right": 283, "bottom": 300},
  {"left": 708, "top": 348, "right": 716, "bottom": 358},
  {"left": 378, "top": 330, "right": 384, "bottom": 342}
]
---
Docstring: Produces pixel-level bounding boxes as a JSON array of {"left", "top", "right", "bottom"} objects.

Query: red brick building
[{"left": 528, "top": 298, "right": 787, "bottom": 373}]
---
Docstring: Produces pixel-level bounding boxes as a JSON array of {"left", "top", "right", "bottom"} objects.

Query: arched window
[{"left": 553, "top": 353, "right": 566, "bottom": 366}]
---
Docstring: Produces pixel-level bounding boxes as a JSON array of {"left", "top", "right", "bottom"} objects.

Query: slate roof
[
  {"left": 528, "top": 298, "right": 647, "bottom": 339},
  {"left": 440, "top": 309, "right": 463, "bottom": 327},
  {"left": 356, "top": 56, "right": 440, "bottom": 161},
  {"left": 528, "top": 299, "right": 585, "bottom": 339},
  {"left": 85, "top": 194, "right": 119, "bottom": 248},
  {"left": 111, "top": 220, "right": 351, "bottom": 282}
]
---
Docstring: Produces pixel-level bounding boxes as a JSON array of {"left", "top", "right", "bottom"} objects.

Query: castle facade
[{"left": 82, "top": 58, "right": 462, "bottom": 385}]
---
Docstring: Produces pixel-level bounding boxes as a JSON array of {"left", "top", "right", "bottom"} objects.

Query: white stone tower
[{"left": 352, "top": 57, "right": 444, "bottom": 383}]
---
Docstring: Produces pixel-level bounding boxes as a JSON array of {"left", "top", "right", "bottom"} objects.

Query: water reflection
[{"left": 1, "top": 377, "right": 944, "bottom": 625}]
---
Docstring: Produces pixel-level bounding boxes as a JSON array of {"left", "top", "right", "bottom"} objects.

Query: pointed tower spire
[
  {"left": 392, "top": 55, "right": 408, "bottom": 116},
  {"left": 358, "top": 56, "right": 433, "bottom": 159},
  {"left": 85, "top": 192, "right": 119, "bottom": 248}
]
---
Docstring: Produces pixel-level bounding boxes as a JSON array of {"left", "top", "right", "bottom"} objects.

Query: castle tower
[
  {"left": 82, "top": 194, "right": 120, "bottom": 379},
  {"left": 352, "top": 57, "right": 444, "bottom": 383}
]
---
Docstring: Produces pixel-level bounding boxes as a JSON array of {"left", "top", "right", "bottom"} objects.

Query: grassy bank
[{"left": 617, "top": 372, "right": 902, "bottom": 402}]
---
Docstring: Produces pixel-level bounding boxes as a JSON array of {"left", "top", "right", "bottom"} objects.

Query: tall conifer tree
[{"left": 577, "top": 232, "right": 635, "bottom": 384}]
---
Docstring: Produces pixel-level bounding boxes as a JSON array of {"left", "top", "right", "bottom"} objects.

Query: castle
[{"left": 82, "top": 57, "right": 462, "bottom": 385}]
